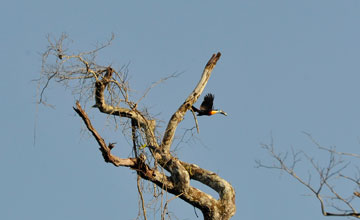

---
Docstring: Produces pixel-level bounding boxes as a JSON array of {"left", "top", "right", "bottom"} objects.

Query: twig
[
  {"left": 131, "top": 119, "right": 139, "bottom": 158},
  {"left": 304, "top": 132, "right": 360, "bottom": 158},
  {"left": 137, "top": 175, "right": 147, "bottom": 220},
  {"left": 136, "top": 72, "right": 181, "bottom": 106},
  {"left": 190, "top": 108, "right": 199, "bottom": 134},
  {"left": 258, "top": 140, "right": 360, "bottom": 218},
  {"left": 161, "top": 192, "right": 184, "bottom": 220}
]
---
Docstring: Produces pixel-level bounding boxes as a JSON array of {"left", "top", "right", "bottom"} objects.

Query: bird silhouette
[{"left": 191, "top": 93, "right": 227, "bottom": 116}]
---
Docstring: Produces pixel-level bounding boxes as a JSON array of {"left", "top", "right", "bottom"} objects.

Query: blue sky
[{"left": 1, "top": 1, "right": 360, "bottom": 219}]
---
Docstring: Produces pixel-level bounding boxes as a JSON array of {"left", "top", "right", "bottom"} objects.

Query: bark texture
[{"left": 72, "top": 52, "right": 236, "bottom": 219}]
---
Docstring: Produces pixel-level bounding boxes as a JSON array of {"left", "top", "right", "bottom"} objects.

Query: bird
[{"left": 191, "top": 93, "right": 227, "bottom": 116}]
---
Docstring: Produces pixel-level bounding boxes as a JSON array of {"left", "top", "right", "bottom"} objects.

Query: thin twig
[
  {"left": 137, "top": 175, "right": 147, "bottom": 220},
  {"left": 161, "top": 192, "right": 184, "bottom": 220},
  {"left": 190, "top": 108, "right": 199, "bottom": 134},
  {"left": 258, "top": 138, "right": 360, "bottom": 218}
]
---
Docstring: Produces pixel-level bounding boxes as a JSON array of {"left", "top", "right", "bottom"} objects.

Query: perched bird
[{"left": 191, "top": 93, "right": 227, "bottom": 116}]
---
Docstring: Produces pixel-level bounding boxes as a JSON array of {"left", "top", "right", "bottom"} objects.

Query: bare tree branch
[
  {"left": 73, "top": 101, "right": 137, "bottom": 167},
  {"left": 304, "top": 132, "right": 360, "bottom": 159},
  {"left": 190, "top": 108, "right": 200, "bottom": 134},
  {"left": 73, "top": 101, "right": 175, "bottom": 188},
  {"left": 137, "top": 176, "right": 148, "bottom": 220},
  {"left": 162, "top": 192, "right": 184, "bottom": 220},
  {"left": 41, "top": 35, "right": 235, "bottom": 219},
  {"left": 258, "top": 138, "right": 360, "bottom": 218},
  {"left": 161, "top": 53, "right": 221, "bottom": 153}
]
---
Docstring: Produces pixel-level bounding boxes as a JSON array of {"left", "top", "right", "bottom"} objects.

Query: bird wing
[{"left": 200, "top": 93, "right": 214, "bottom": 111}]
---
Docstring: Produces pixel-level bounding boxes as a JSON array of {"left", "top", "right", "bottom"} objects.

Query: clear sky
[{"left": 1, "top": 1, "right": 360, "bottom": 219}]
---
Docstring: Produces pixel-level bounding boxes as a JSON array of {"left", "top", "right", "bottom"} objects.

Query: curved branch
[
  {"left": 93, "top": 67, "right": 157, "bottom": 147},
  {"left": 148, "top": 146, "right": 236, "bottom": 219},
  {"left": 161, "top": 52, "right": 221, "bottom": 152},
  {"left": 73, "top": 101, "right": 136, "bottom": 167},
  {"left": 73, "top": 101, "right": 174, "bottom": 189},
  {"left": 181, "top": 161, "right": 236, "bottom": 218},
  {"left": 42, "top": 35, "right": 235, "bottom": 219}
]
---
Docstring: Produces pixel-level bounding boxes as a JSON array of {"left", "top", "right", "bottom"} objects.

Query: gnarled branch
[
  {"left": 41, "top": 35, "right": 235, "bottom": 220},
  {"left": 161, "top": 53, "right": 221, "bottom": 152},
  {"left": 73, "top": 101, "right": 174, "bottom": 189}
]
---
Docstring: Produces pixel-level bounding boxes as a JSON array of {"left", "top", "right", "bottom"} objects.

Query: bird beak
[{"left": 220, "top": 110, "right": 228, "bottom": 116}]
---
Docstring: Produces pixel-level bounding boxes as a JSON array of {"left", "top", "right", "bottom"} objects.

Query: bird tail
[{"left": 191, "top": 106, "right": 200, "bottom": 113}]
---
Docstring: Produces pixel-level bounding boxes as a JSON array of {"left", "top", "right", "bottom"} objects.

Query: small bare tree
[
  {"left": 257, "top": 133, "right": 360, "bottom": 218},
  {"left": 39, "top": 34, "right": 236, "bottom": 220}
]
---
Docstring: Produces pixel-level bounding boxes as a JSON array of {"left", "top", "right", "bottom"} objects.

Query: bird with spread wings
[{"left": 191, "top": 93, "right": 227, "bottom": 116}]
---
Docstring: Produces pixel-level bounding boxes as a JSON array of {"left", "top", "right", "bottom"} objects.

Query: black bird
[{"left": 191, "top": 93, "right": 227, "bottom": 116}]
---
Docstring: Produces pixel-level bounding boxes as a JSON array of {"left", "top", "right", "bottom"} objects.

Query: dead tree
[
  {"left": 257, "top": 133, "right": 360, "bottom": 219},
  {"left": 39, "top": 34, "right": 236, "bottom": 220}
]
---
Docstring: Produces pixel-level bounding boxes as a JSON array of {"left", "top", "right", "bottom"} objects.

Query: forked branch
[
  {"left": 73, "top": 101, "right": 136, "bottom": 167},
  {"left": 41, "top": 35, "right": 235, "bottom": 220},
  {"left": 257, "top": 139, "right": 360, "bottom": 218},
  {"left": 73, "top": 101, "right": 175, "bottom": 190},
  {"left": 161, "top": 53, "right": 221, "bottom": 152}
]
